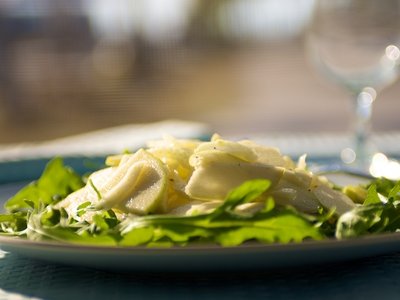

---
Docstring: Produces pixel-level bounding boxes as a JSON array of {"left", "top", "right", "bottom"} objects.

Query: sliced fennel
[{"left": 58, "top": 149, "right": 168, "bottom": 218}]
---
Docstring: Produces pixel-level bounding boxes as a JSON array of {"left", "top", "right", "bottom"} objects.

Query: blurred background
[{"left": 0, "top": 0, "right": 399, "bottom": 143}]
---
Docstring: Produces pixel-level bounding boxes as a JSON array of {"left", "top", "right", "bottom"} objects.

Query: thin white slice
[
  {"left": 239, "top": 140, "right": 295, "bottom": 168},
  {"left": 185, "top": 160, "right": 284, "bottom": 201},
  {"left": 95, "top": 149, "right": 168, "bottom": 215},
  {"left": 194, "top": 138, "right": 257, "bottom": 163},
  {"left": 312, "top": 184, "right": 355, "bottom": 215}
]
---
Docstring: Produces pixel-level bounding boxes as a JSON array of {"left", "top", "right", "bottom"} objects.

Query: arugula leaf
[
  {"left": 0, "top": 213, "right": 27, "bottom": 234},
  {"left": 388, "top": 181, "right": 400, "bottom": 201},
  {"left": 363, "top": 185, "right": 382, "bottom": 205},
  {"left": 212, "top": 179, "right": 271, "bottom": 216},
  {"left": 4, "top": 158, "right": 84, "bottom": 213},
  {"left": 214, "top": 210, "right": 323, "bottom": 246},
  {"left": 119, "top": 227, "right": 154, "bottom": 246}
]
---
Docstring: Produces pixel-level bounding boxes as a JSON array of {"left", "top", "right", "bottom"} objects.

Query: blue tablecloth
[{"left": 1, "top": 249, "right": 400, "bottom": 300}]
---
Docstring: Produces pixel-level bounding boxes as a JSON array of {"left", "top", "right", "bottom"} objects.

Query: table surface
[
  {"left": 1, "top": 248, "right": 400, "bottom": 300},
  {"left": 1, "top": 124, "right": 400, "bottom": 300}
]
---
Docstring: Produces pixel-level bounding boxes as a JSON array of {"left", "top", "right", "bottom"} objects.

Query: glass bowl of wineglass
[{"left": 305, "top": 0, "right": 400, "bottom": 179}]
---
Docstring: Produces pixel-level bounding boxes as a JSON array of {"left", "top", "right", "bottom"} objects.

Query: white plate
[{"left": 0, "top": 160, "right": 399, "bottom": 271}]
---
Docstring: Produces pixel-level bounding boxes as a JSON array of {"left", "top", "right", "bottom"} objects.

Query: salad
[{"left": 0, "top": 134, "right": 399, "bottom": 247}]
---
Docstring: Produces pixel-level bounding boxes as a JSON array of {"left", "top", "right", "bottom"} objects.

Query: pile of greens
[{"left": 1, "top": 158, "right": 400, "bottom": 247}]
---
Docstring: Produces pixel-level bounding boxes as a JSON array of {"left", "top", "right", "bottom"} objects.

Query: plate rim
[
  {"left": 2, "top": 232, "right": 400, "bottom": 271},
  {"left": 1, "top": 231, "right": 400, "bottom": 253}
]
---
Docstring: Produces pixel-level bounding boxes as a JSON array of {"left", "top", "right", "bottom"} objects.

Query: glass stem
[{"left": 352, "top": 90, "right": 374, "bottom": 167}]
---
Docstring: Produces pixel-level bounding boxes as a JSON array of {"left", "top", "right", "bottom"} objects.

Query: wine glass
[{"left": 306, "top": 0, "right": 400, "bottom": 177}]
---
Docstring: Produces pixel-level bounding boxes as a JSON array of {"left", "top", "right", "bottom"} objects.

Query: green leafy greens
[
  {"left": 119, "top": 180, "right": 323, "bottom": 247},
  {"left": 1, "top": 158, "right": 400, "bottom": 247},
  {"left": 335, "top": 180, "right": 400, "bottom": 239},
  {"left": 0, "top": 158, "right": 84, "bottom": 236},
  {"left": 5, "top": 158, "right": 84, "bottom": 212}
]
